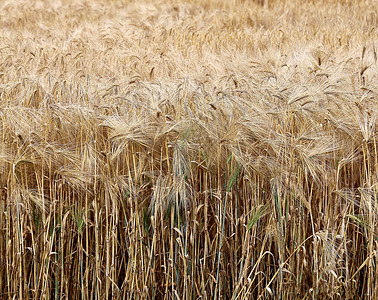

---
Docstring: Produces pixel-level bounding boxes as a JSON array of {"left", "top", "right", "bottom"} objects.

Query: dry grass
[{"left": 0, "top": 0, "right": 378, "bottom": 298}]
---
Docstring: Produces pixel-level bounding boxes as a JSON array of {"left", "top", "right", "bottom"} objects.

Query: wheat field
[{"left": 0, "top": 0, "right": 377, "bottom": 298}]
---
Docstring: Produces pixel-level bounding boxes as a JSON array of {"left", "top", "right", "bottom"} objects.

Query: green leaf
[
  {"left": 227, "top": 163, "right": 241, "bottom": 193},
  {"left": 247, "top": 205, "right": 269, "bottom": 231},
  {"left": 347, "top": 214, "right": 370, "bottom": 230}
]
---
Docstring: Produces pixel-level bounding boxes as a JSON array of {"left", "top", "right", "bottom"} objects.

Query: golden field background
[{"left": 0, "top": 0, "right": 378, "bottom": 298}]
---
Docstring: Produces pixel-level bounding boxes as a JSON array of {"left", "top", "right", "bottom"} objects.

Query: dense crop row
[{"left": 0, "top": 0, "right": 377, "bottom": 298}]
